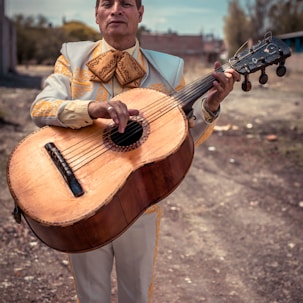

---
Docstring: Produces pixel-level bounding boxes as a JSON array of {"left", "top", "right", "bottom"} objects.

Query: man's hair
[{"left": 96, "top": 0, "right": 142, "bottom": 9}]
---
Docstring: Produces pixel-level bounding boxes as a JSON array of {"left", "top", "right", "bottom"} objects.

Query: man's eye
[
  {"left": 101, "top": 1, "right": 111, "bottom": 7},
  {"left": 122, "top": 2, "right": 133, "bottom": 7}
]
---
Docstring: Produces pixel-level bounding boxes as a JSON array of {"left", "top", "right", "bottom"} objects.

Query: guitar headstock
[{"left": 229, "top": 34, "right": 291, "bottom": 91}]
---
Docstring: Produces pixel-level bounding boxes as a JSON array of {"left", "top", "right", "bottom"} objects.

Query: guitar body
[{"left": 7, "top": 88, "right": 194, "bottom": 252}]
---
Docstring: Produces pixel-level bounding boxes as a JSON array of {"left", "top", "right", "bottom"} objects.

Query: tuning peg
[
  {"left": 242, "top": 75, "right": 252, "bottom": 92},
  {"left": 276, "top": 63, "right": 287, "bottom": 77},
  {"left": 259, "top": 68, "right": 268, "bottom": 85}
]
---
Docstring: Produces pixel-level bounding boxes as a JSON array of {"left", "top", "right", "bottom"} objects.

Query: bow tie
[{"left": 86, "top": 50, "right": 145, "bottom": 88}]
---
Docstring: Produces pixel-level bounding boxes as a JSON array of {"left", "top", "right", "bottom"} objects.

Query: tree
[
  {"left": 13, "top": 15, "right": 39, "bottom": 63},
  {"left": 12, "top": 15, "right": 101, "bottom": 64},
  {"left": 224, "top": 0, "right": 252, "bottom": 57},
  {"left": 36, "top": 14, "right": 50, "bottom": 28},
  {"left": 137, "top": 25, "right": 151, "bottom": 42},
  {"left": 245, "top": 0, "right": 274, "bottom": 41},
  {"left": 224, "top": 0, "right": 303, "bottom": 59},
  {"left": 34, "top": 28, "right": 69, "bottom": 65},
  {"left": 62, "top": 21, "right": 100, "bottom": 42},
  {"left": 268, "top": 0, "right": 303, "bottom": 34}
]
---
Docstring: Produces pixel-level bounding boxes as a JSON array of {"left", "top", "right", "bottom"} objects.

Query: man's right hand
[{"left": 88, "top": 101, "right": 139, "bottom": 133}]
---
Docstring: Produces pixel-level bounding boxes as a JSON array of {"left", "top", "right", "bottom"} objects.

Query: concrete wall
[{"left": 0, "top": 0, "right": 16, "bottom": 76}]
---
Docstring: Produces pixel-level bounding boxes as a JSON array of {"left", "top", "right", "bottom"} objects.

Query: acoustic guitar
[{"left": 7, "top": 34, "right": 291, "bottom": 252}]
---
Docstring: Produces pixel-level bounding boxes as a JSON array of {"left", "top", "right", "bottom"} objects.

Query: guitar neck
[
  {"left": 170, "top": 35, "right": 292, "bottom": 114},
  {"left": 173, "top": 66, "right": 225, "bottom": 113}
]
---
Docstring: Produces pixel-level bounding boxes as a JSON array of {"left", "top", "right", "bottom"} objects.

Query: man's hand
[
  {"left": 88, "top": 100, "right": 139, "bottom": 133},
  {"left": 205, "top": 62, "right": 241, "bottom": 113}
]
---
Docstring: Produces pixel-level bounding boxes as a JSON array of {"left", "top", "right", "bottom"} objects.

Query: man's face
[{"left": 96, "top": 0, "right": 144, "bottom": 41}]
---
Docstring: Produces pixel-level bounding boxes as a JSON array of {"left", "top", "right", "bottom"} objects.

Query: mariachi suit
[{"left": 31, "top": 39, "right": 218, "bottom": 303}]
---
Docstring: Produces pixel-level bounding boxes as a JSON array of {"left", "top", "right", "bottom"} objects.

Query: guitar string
[
  {"left": 110, "top": 62, "right": 230, "bottom": 140},
  {"left": 64, "top": 74, "right": 213, "bottom": 170},
  {"left": 68, "top": 76, "right": 215, "bottom": 172},
  {"left": 63, "top": 66, "right": 227, "bottom": 171},
  {"left": 91, "top": 36, "right": 275, "bottom": 151},
  {"left": 64, "top": 63, "right": 227, "bottom": 169},
  {"left": 61, "top": 64, "right": 231, "bottom": 170},
  {"left": 64, "top": 63, "right": 227, "bottom": 159},
  {"left": 63, "top": 35, "right": 275, "bottom": 161}
]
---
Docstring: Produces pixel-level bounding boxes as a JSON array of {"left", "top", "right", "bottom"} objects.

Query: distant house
[
  {"left": 278, "top": 31, "right": 303, "bottom": 72},
  {"left": 279, "top": 31, "right": 303, "bottom": 53},
  {"left": 140, "top": 32, "right": 224, "bottom": 64},
  {"left": 0, "top": 0, "right": 16, "bottom": 76}
]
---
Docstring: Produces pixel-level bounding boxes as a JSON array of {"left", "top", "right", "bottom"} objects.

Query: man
[{"left": 30, "top": 0, "right": 240, "bottom": 302}]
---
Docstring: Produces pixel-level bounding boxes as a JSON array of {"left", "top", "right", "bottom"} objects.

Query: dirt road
[{"left": 1, "top": 63, "right": 302, "bottom": 303}]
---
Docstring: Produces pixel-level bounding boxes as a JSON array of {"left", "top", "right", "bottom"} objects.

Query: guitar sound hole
[
  {"left": 111, "top": 121, "right": 143, "bottom": 147},
  {"left": 103, "top": 116, "right": 150, "bottom": 152}
]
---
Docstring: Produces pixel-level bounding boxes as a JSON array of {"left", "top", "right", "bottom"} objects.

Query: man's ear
[
  {"left": 138, "top": 6, "right": 144, "bottom": 22},
  {"left": 95, "top": 10, "right": 99, "bottom": 24}
]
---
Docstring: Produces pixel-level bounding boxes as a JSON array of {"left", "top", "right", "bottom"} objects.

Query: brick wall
[{"left": 140, "top": 33, "right": 223, "bottom": 63}]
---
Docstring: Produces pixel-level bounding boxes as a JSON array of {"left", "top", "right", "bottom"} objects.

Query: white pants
[{"left": 69, "top": 207, "right": 161, "bottom": 303}]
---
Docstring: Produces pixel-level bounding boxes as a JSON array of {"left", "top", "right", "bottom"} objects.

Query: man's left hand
[{"left": 205, "top": 62, "right": 241, "bottom": 113}]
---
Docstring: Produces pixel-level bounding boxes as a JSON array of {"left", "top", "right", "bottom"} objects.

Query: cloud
[
  {"left": 6, "top": 0, "right": 227, "bottom": 36},
  {"left": 144, "top": 3, "right": 210, "bottom": 18},
  {"left": 142, "top": 5, "right": 211, "bottom": 34}
]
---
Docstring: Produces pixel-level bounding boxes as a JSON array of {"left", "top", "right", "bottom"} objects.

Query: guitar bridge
[{"left": 45, "top": 142, "right": 84, "bottom": 197}]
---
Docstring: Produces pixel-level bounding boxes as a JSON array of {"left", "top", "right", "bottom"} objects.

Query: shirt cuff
[
  {"left": 58, "top": 100, "right": 94, "bottom": 129},
  {"left": 201, "top": 98, "right": 220, "bottom": 124}
]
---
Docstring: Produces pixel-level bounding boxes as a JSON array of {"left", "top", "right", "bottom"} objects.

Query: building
[
  {"left": 140, "top": 32, "right": 224, "bottom": 64},
  {"left": 278, "top": 31, "right": 303, "bottom": 72},
  {"left": 279, "top": 31, "right": 303, "bottom": 53},
  {"left": 0, "top": 0, "right": 16, "bottom": 76}
]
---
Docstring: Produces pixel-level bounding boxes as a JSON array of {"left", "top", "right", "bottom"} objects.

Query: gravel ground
[{"left": 1, "top": 62, "right": 303, "bottom": 303}]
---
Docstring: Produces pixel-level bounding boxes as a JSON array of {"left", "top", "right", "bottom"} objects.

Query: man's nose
[{"left": 111, "top": 2, "right": 123, "bottom": 15}]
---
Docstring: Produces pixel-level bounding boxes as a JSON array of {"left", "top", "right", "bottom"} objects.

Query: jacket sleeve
[{"left": 30, "top": 53, "right": 94, "bottom": 129}]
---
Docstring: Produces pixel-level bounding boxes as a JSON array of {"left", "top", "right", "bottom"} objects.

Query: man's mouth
[{"left": 108, "top": 19, "right": 125, "bottom": 25}]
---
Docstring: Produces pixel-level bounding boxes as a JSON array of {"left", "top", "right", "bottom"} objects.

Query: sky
[{"left": 5, "top": 0, "right": 247, "bottom": 38}]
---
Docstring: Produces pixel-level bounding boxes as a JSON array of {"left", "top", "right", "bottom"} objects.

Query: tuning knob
[
  {"left": 259, "top": 69, "right": 268, "bottom": 85},
  {"left": 276, "top": 64, "right": 287, "bottom": 77},
  {"left": 242, "top": 75, "right": 252, "bottom": 92}
]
